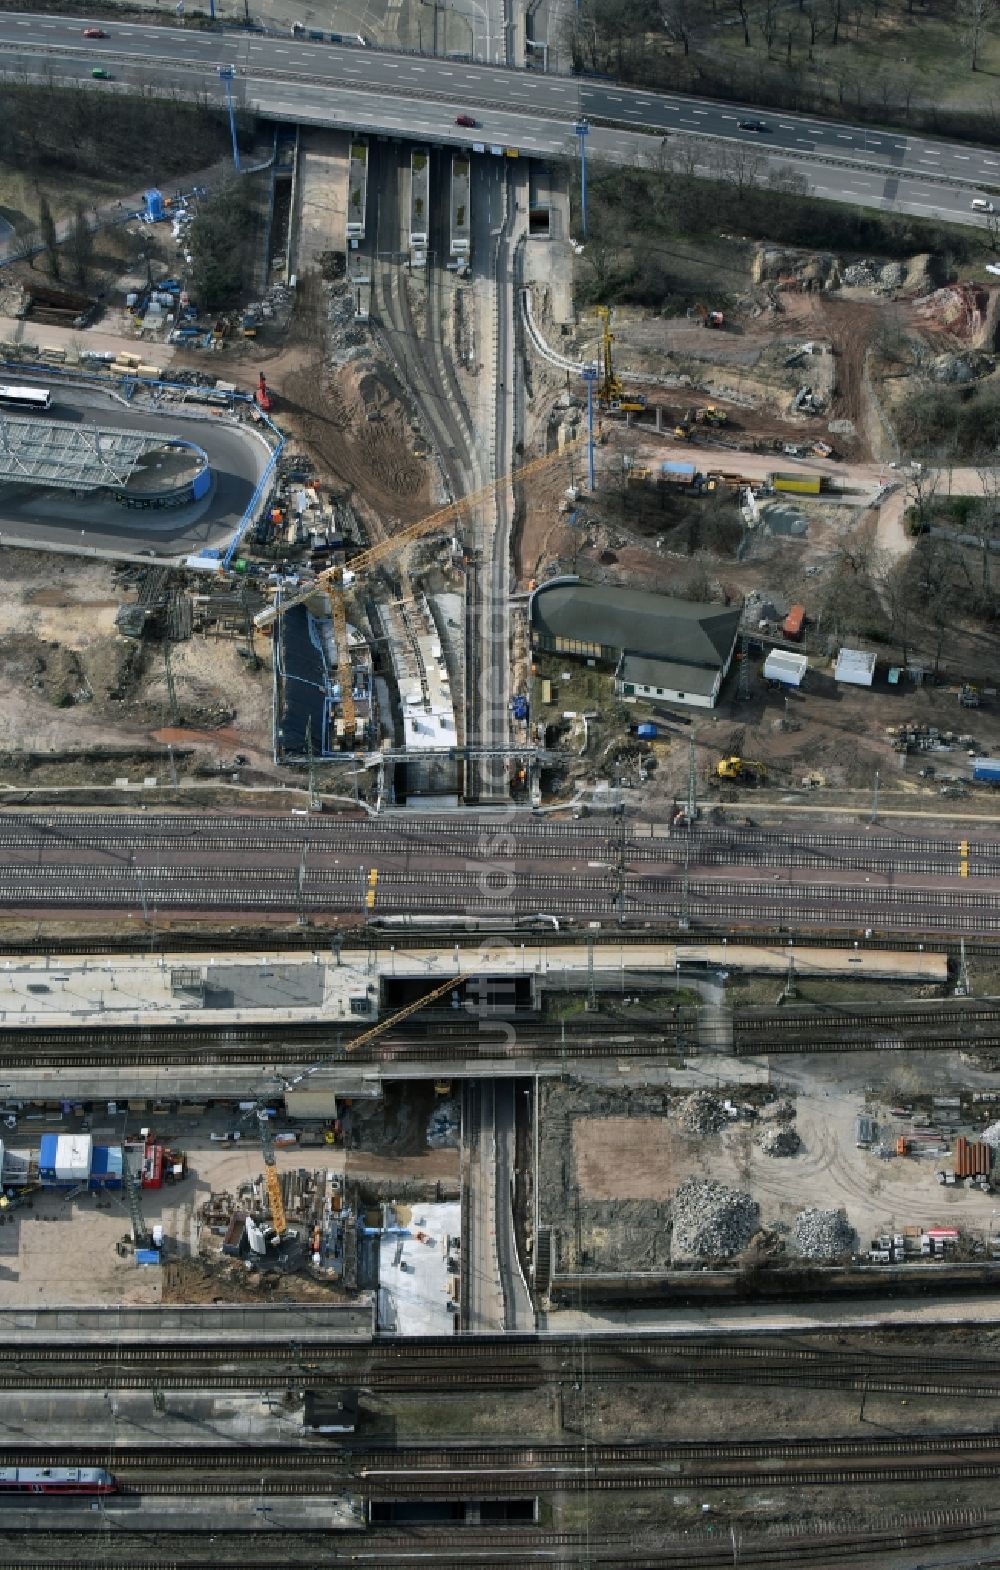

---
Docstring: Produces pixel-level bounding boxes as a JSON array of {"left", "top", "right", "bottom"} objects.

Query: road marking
[
  {"left": 439, "top": 67, "right": 453, "bottom": 74},
  {"left": 274, "top": 47, "right": 289, "bottom": 53},
  {"left": 837, "top": 133, "right": 853, "bottom": 141},
  {"left": 779, "top": 122, "right": 794, "bottom": 129},
  {"left": 608, "top": 94, "right": 622, "bottom": 102},
  {"left": 796, "top": 137, "right": 811, "bottom": 145},
  {"left": 954, "top": 154, "right": 970, "bottom": 160},
  {"left": 691, "top": 109, "right": 706, "bottom": 115},
  {"left": 919, "top": 152, "right": 940, "bottom": 159}
]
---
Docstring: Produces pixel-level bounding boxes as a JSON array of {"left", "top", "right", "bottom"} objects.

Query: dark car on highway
[
  {"left": 455, "top": 114, "right": 478, "bottom": 128},
  {"left": 738, "top": 119, "right": 769, "bottom": 132}
]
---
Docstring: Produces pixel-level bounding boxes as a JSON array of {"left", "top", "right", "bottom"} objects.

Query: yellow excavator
[
  {"left": 254, "top": 973, "right": 461, "bottom": 1240},
  {"left": 254, "top": 440, "right": 582, "bottom": 746},
  {"left": 716, "top": 756, "right": 767, "bottom": 784}
]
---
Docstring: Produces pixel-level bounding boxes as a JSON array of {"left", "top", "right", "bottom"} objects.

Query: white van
[{"left": 972, "top": 198, "right": 994, "bottom": 213}]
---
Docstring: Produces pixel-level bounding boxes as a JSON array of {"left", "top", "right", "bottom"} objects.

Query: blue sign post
[
  {"left": 574, "top": 118, "right": 589, "bottom": 239},
  {"left": 218, "top": 66, "right": 241, "bottom": 172}
]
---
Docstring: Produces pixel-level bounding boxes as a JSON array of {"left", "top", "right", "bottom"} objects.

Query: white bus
[{"left": 0, "top": 385, "right": 51, "bottom": 411}]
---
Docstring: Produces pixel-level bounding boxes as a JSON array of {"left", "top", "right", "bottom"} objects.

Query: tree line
[{"left": 564, "top": 0, "right": 1000, "bottom": 146}]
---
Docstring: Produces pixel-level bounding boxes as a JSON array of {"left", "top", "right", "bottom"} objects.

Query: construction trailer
[
  {"left": 347, "top": 141, "right": 369, "bottom": 244},
  {"left": 763, "top": 650, "right": 808, "bottom": 688},
  {"left": 835, "top": 648, "right": 876, "bottom": 688},
  {"left": 770, "top": 471, "right": 824, "bottom": 496}
]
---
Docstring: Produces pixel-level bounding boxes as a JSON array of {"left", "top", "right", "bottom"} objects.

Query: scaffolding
[{"left": 0, "top": 411, "right": 170, "bottom": 491}]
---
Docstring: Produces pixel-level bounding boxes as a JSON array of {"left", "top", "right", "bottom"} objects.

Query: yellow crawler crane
[{"left": 254, "top": 973, "right": 460, "bottom": 1239}]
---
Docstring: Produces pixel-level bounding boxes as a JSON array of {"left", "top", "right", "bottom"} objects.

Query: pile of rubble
[
  {"left": 670, "top": 1177, "right": 758, "bottom": 1261},
  {"left": 760, "top": 1097, "right": 796, "bottom": 1123},
  {"left": 793, "top": 1207, "right": 856, "bottom": 1260},
  {"left": 426, "top": 1099, "right": 460, "bottom": 1149},
  {"left": 980, "top": 1120, "right": 1000, "bottom": 1149},
  {"left": 673, "top": 1091, "right": 729, "bottom": 1137},
  {"left": 758, "top": 1124, "right": 802, "bottom": 1158}
]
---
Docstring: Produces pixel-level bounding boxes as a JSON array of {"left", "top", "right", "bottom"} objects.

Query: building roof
[
  {"left": 532, "top": 583, "right": 741, "bottom": 671},
  {"left": 763, "top": 649, "right": 808, "bottom": 687},
  {"left": 835, "top": 647, "right": 876, "bottom": 687},
  {"left": 618, "top": 654, "right": 718, "bottom": 698}
]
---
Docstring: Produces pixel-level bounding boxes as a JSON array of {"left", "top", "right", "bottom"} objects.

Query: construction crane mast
[
  {"left": 254, "top": 972, "right": 461, "bottom": 1240},
  {"left": 254, "top": 440, "right": 582, "bottom": 748},
  {"left": 593, "top": 306, "right": 646, "bottom": 414}
]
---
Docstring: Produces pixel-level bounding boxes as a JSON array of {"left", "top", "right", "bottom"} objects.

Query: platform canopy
[{"left": 0, "top": 412, "right": 168, "bottom": 492}]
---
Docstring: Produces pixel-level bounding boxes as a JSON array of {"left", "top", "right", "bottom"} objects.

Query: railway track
[
  {"left": 12, "top": 1432, "right": 1000, "bottom": 1472},
  {"left": 8, "top": 1336, "right": 1000, "bottom": 1398},
  {"left": 1, "top": 813, "right": 999, "bottom": 873},
  {"left": 3, "top": 996, "right": 999, "bottom": 1067}
]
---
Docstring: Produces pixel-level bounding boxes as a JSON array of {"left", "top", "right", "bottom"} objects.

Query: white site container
[{"left": 54, "top": 1133, "right": 92, "bottom": 1181}]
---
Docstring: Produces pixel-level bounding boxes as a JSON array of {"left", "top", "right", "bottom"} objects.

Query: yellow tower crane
[
  {"left": 254, "top": 972, "right": 462, "bottom": 1240},
  {"left": 254, "top": 439, "right": 583, "bottom": 746}
]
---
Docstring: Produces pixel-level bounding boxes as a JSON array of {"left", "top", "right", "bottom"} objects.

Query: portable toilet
[{"left": 143, "top": 189, "right": 165, "bottom": 222}]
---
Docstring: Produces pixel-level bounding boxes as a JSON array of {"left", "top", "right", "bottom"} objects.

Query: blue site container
[
  {"left": 135, "top": 1249, "right": 161, "bottom": 1266},
  {"left": 39, "top": 1134, "right": 58, "bottom": 1178},
  {"left": 973, "top": 758, "right": 1000, "bottom": 783},
  {"left": 89, "top": 1145, "right": 123, "bottom": 1190},
  {"left": 636, "top": 723, "right": 658, "bottom": 740}
]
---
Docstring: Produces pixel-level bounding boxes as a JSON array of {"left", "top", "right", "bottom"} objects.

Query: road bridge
[{"left": 0, "top": 16, "right": 994, "bottom": 227}]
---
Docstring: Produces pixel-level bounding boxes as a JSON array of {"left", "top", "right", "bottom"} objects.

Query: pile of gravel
[
  {"left": 671, "top": 1177, "right": 758, "bottom": 1261},
  {"left": 981, "top": 1121, "right": 1000, "bottom": 1149},
  {"left": 759, "top": 1124, "right": 802, "bottom": 1158},
  {"left": 793, "top": 1207, "right": 856, "bottom": 1261},
  {"left": 674, "top": 1091, "right": 729, "bottom": 1137}
]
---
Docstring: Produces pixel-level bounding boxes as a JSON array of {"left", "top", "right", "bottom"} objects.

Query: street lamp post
[
  {"left": 574, "top": 119, "right": 590, "bottom": 239},
  {"left": 218, "top": 66, "right": 241, "bottom": 172}
]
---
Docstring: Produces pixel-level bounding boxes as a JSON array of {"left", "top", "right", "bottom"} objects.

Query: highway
[
  {"left": 1, "top": 14, "right": 997, "bottom": 225},
  {"left": 2, "top": 810, "right": 999, "bottom": 934}
]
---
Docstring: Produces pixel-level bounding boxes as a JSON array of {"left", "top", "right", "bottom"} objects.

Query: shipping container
[
  {"left": 782, "top": 604, "right": 806, "bottom": 639},
  {"left": 39, "top": 1134, "right": 58, "bottom": 1177},
  {"left": 973, "top": 757, "right": 1000, "bottom": 784},
  {"left": 770, "top": 472, "right": 823, "bottom": 496},
  {"left": 954, "top": 1136, "right": 992, "bottom": 1177},
  {"left": 661, "top": 460, "right": 698, "bottom": 486},
  {"left": 89, "top": 1146, "right": 123, "bottom": 1189},
  {"left": 135, "top": 1249, "right": 161, "bottom": 1266},
  {"left": 855, "top": 1114, "right": 877, "bottom": 1147},
  {"left": 636, "top": 723, "right": 658, "bottom": 740}
]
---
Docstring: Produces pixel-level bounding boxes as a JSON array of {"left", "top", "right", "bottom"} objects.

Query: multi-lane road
[
  {"left": 3, "top": 810, "right": 1000, "bottom": 934},
  {"left": 1, "top": 13, "right": 997, "bottom": 223}
]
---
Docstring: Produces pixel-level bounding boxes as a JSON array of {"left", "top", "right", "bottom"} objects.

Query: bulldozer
[
  {"left": 696, "top": 405, "right": 728, "bottom": 427},
  {"left": 716, "top": 756, "right": 767, "bottom": 783}
]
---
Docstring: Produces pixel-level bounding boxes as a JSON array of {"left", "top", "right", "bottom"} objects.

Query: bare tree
[
  {"left": 662, "top": 0, "right": 695, "bottom": 54},
  {"left": 734, "top": 0, "right": 751, "bottom": 45},
  {"left": 68, "top": 203, "right": 93, "bottom": 289},
  {"left": 37, "top": 191, "right": 58, "bottom": 280},
  {"left": 959, "top": 0, "right": 995, "bottom": 70},
  {"left": 826, "top": 0, "right": 846, "bottom": 43}
]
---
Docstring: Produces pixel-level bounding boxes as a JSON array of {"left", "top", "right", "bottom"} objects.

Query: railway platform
[{"left": 0, "top": 942, "right": 947, "bottom": 1031}]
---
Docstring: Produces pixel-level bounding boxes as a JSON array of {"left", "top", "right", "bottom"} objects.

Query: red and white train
[{"left": 0, "top": 1467, "right": 117, "bottom": 1495}]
